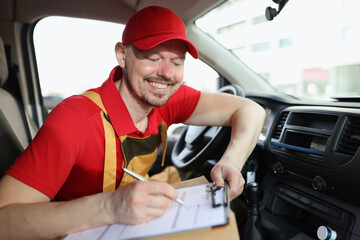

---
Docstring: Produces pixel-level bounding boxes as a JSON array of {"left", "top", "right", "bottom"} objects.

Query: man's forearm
[
  {"left": 222, "top": 102, "right": 265, "bottom": 169},
  {"left": 210, "top": 102, "right": 265, "bottom": 198},
  {"left": 0, "top": 193, "right": 111, "bottom": 239}
]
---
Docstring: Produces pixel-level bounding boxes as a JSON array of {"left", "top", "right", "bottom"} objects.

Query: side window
[
  {"left": 33, "top": 17, "right": 124, "bottom": 111},
  {"left": 183, "top": 55, "right": 219, "bottom": 93},
  {"left": 33, "top": 16, "right": 219, "bottom": 114}
]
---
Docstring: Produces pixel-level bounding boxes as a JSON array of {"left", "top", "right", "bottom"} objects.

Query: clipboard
[
  {"left": 150, "top": 176, "right": 239, "bottom": 240},
  {"left": 63, "top": 177, "right": 238, "bottom": 240}
]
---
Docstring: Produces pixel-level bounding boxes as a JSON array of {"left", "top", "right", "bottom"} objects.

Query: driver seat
[{"left": 0, "top": 36, "right": 35, "bottom": 177}]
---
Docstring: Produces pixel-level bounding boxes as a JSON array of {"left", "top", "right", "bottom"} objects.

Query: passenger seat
[{"left": 0, "top": 36, "right": 34, "bottom": 177}]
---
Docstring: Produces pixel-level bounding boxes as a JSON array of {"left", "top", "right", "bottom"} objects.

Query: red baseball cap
[{"left": 122, "top": 6, "right": 199, "bottom": 59}]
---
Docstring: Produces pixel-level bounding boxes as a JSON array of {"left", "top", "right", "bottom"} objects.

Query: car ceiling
[{"left": 0, "top": 0, "right": 223, "bottom": 25}]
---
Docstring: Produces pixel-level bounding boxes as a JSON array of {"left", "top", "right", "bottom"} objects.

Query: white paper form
[{"left": 64, "top": 183, "right": 229, "bottom": 240}]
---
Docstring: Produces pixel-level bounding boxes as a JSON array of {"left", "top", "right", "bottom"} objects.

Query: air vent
[
  {"left": 272, "top": 111, "right": 289, "bottom": 140},
  {"left": 337, "top": 116, "right": 360, "bottom": 156}
]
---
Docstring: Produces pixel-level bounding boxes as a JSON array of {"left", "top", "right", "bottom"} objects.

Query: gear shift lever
[{"left": 243, "top": 182, "right": 264, "bottom": 240}]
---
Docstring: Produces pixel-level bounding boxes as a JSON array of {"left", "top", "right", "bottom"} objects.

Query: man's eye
[
  {"left": 172, "top": 61, "right": 183, "bottom": 67},
  {"left": 149, "top": 58, "right": 159, "bottom": 62}
]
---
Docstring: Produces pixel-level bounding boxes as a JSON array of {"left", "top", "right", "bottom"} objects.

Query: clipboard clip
[{"left": 207, "top": 181, "right": 229, "bottom": 208}]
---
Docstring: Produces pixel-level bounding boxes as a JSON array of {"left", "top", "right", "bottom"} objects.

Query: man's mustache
[{"left": 144, "top": 76, "right": 173, "bottom": 83}]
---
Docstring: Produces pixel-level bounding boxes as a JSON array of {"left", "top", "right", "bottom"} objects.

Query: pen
[{"left": 123, "top": 168, "right": 185, "bottom": 205}]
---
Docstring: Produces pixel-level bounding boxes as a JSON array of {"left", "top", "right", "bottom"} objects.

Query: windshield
[{"left": 196, "top": 0, "right": 360, "bottom": 100}]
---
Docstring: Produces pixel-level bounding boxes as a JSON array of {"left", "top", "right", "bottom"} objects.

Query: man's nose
[{"left": 157, "top": 60, "right": 174, "bottom": 79}]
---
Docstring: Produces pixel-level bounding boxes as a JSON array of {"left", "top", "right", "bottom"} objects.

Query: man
[{"left": 0, "top": 6, "right": 265, "bottom": 239}]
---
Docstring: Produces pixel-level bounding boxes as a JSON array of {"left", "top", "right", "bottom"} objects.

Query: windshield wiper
[{"left": 331, "top": 96, "right": 360, "bottom": 102}]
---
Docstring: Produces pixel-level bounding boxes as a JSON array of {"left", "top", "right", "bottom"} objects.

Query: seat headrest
[{"left": 0, "top": 36, "right": 9, "bottom": 87}]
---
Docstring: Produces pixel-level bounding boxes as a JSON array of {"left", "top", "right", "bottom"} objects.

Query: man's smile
[{"left": 148, "top": 81, "right": 168, "bottom": 89}]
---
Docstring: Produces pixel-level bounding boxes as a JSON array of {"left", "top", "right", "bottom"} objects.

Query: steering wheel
[{"left": 171, "top": 85, "right": 245, "bottom": 171}]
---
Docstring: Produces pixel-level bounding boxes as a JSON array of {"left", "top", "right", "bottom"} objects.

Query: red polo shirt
[{"left": 7, "top": 66, "right": 200, "bottom": 200}]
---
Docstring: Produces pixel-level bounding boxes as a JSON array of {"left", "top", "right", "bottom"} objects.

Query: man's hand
[
  {"left": 210, "top": 161, "right": 245, "bottom": 200},
  {"left": 105, "top": 181, "right": 178, "bottom": 224}
]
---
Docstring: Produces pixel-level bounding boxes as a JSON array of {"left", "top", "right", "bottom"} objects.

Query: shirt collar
[{"left": 100, "top": 66, "right": 137, "bottom": 136}]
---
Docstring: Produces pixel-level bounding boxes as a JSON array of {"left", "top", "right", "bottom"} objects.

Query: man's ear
[{"left": 115, "top": 42, "right": 126, "bottom": 68}]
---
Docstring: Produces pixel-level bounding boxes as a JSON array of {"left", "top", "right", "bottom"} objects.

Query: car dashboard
[{"left": 247, "top": 94, "right": 360, "bottom": 239}]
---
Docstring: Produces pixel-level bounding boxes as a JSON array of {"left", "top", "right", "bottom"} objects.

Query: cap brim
[{"left": 133, "top": 34, "right": 199, "bottom": 59}]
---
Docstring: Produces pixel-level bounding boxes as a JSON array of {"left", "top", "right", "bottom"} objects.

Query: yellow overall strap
[
  {"left": 82, "top": 91, "right": 117, "bottom": 192},
  {"left": 159, "top": 120, "right": 168, "bottom": 166}
]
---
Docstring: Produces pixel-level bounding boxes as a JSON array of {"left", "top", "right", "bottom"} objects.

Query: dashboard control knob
[
  {"left": 317, "top": 226, "right": 337, "bottom": 240},
  {"left": 273, "top": 162, "right": 285, "bottom": 175},
  {"left": 312, "top": 176, "right": 327, "bottom": 192}
]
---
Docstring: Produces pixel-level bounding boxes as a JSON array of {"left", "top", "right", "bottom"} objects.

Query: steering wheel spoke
[{"left": 177, "top": 147, "right": 193, "bottom": 163}]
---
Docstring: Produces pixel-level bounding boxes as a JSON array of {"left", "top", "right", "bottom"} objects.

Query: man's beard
[{"left": 124, "top": 71, "right": 174, "bottom": 107}]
